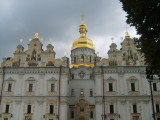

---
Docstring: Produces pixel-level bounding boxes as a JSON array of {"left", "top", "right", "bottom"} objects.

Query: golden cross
[
  {"left": 81, "top": 14, "right": 85, "bottom": 23},
  {"left": 35, "top": 33, "right": 39, "bottom": 38}
]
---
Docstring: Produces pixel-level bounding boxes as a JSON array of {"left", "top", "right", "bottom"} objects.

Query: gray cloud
[{"left": 0, "top": 0, "right": 138, "bottom": 63}]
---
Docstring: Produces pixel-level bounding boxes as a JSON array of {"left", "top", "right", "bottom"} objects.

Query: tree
[{"left": 120, "top": 0, "right": 160, "bottom": 72}]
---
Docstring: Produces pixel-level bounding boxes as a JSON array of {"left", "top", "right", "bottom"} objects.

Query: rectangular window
[
  {"left": 8, "top": 84, "right": 12, "bottom": 92},
  {"left": 109, "top": 83, "right": 113, "bottom": 91},
  {"left": 29, "top": 84, "right": 33, "bottom": 92},
  {"left": 90, "top": 89, "right": 93, "bottom": 96},
  {"left": 90, "top": 74, "right": 93, "bottom": 79},
  {"left": 71, "top": 74, "right": 74, "bottom": 79},
  {"left": 110, "top": 105, "right": 114, "bottom": 113},
  {"left": 133, "top": 104, "right": 137, "bottom": 113},
  {"left": 90, "top": 111, "right": 93, "bottom": 118},
  {"left": 71, "top": 111, "right": 74, "bottom": 118},
  {"left": 51, "top": 84, "right": 55, "bottom": 92},
  {"left": 153, "top": 83, "right": 157, "bottom": 91},
  {"left": 156, "top": 104, "right": 160, "bottom": 113},
  {"left": 71, "top": 89, "right": 74, "bottom": 96},
  {"left": 27, "top": 105, "right": 31, "bottom": 114},
  {"left": 5, "top": 105, "right": 9, "bottom": 113},
  {"left": 50, "top": 105, "right": 54, "bottom": 114},
  {"left": 131, "top": 83, "right": 135, "bottom": 91}
]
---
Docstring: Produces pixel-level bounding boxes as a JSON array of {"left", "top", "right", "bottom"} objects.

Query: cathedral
[{"left": 0, "top": 19, "right": 160, "bottom": 120}]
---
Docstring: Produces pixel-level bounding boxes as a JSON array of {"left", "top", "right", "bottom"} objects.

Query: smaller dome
[
  {"left": 71, "top": 21, "right": 95, "bottom": 50},
  {"left": 17, "top": 44, "right": 24, "bottom": 49},
  {"left": 110, "top": 43, "right": 117, "bottom": 48},
  {"left": 47, "top": 44, "right": 54, "bottom": 48}
]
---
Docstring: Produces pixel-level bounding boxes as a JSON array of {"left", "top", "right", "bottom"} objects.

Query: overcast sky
[{"left": 0, "top": 0, "right": 139, "bottom": 62}]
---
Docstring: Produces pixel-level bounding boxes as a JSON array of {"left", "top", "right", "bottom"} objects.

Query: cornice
[{"left": 0, "top": 67, "right": 69, "bottom": 75}]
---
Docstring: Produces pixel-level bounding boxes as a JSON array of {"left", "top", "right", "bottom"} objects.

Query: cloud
[{"left": 0, "top": 0, "right": 139, "bottom": 63}]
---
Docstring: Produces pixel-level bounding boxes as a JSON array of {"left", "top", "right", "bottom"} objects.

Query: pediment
[
  {"left": 6, "top": 77, "right": 15, "bottom": 81},
  {"left": 27, "top": 77, "right": 36, "bottom": 81},
  {"left": 129, "top": 76, "right": 137, "bottom": 80},
  {"left": 48, "top": 77, "right": 57, "bottom": 81},
  {"left": 107, "top": 76, "right": 115, "bottom": 81}
]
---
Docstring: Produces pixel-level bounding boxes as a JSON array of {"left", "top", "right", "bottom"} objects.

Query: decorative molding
[{"left": 15, "top": 100, "right": 22, "bottom": 104}]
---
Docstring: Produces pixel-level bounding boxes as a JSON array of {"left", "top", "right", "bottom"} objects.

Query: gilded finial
[
  {"left": 125, "top": 31, "right": 130, "bottom": 38},
  {"left": 124, "top": 24, "right": 130, "bottom": 38},
  {"left": 64, "top": 52, "right": 67, "bottom": 56},
  {"left": 19, "top": 39, "right": 24, "bottom": 43},
  {"left": 111, "top": 37, "right": 114, "bottom": 43},
  {"left": 29, "top": 38, "right": 32, "bottom": 42},
  {"left": 81, "top": 14, "right": 85, "bottom": 24},
  {"left": 35, "top": 33, "right": 39, "bottom": 38}
]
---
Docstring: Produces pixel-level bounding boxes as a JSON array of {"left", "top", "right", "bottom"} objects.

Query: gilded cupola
[{"left": 71, "top": 17, "right": 95, "bottom": 51}]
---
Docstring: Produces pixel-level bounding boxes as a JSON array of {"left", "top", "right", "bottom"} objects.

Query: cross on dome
[
  {"left": 35, "top": 33, "right": 39, "bottom": 38},
  {"left": 81, "top": 14, "right": 85, "bottom": 23}
]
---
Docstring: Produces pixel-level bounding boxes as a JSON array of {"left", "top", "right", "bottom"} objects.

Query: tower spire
[{"left": 124, "top": 25, "right": 130, "bottom": 38}]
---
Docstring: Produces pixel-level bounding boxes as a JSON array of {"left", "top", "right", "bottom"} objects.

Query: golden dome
[
  {"left": 125, "top": 31, "right": 130, "bottom": 38},
  {"left": 71, "top": 23, "right": 96, "bottom": 50}
]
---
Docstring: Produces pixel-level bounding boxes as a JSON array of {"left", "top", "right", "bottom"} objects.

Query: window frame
[
  {"left": 29, "top": 83, "right": 33, "bottom": 92},
  {"left": 133, "top": 104, "right": 137, "bottom": 113},
  {"left": 8, "top": 83, "right": 12, "bottom": 92},
  {"left": 51, "top": 84, "right": 55, "bottom": 92},
  {"left": 109, "top": 83, "right": 113, "bottom": 91},
  {"left": 110, "top": 104, "right": 114, "bottom": 114},
  {"left": 5, "top": 104, "right": 9, "bottom": 113},
  {"left": 153, "top": 83, "right": 157, "bottom": 91},
  {"left": 27, "top": 105, "right": 32, "bottom": 114},
  {"left": 49, "top": 105, "right": 54, "bottom": 114},
  {"left": 131, "top": 83, "right": 135, "bottom": 91}
]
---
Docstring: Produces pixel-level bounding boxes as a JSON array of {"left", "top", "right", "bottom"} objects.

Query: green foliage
[
  {"left": 132, "top": 37, "right": 141, "bottom": 50},
  {"left": 120, "top": 0, "right": 160, "bottom": 71}
]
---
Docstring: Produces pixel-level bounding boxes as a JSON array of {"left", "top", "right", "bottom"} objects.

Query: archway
[{"left": 79, "top": 116, "right": 85, "bottom": 120}]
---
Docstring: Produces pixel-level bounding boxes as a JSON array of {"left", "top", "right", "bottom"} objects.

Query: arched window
[
  {"left": 71, "top": 111, "right": 74, "bottom": 118},
  {"left": 90, "top": 111, "right": 93, "bottom": 118},
  {"left": 81, "top": 55, "right": 84, "bottom": 62},
  {"left": 74, "top": 56, "right": 77, "bottom": 63},
  {"left": 89, "top": 56, "right": 92, "bottom": 63}
]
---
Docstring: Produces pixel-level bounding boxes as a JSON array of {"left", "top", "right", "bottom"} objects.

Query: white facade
[{"left": 0, "top": 22, "right": 160, "bottom": 120}]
